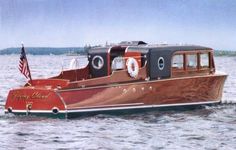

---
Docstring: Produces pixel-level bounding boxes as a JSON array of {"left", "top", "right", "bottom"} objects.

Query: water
[{"left": 0, "top": 55, "right": 235, "bottom": 149}]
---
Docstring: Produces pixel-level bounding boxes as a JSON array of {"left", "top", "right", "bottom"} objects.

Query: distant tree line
[
  {"left": 1, "top": 47, "right": 235, "bottom": 56},
  {"left": 214, "top": 50, "right": 236, "bottom": 57},
  {"left": 0, "top": 47, "right": 86, "bottom": 55}
]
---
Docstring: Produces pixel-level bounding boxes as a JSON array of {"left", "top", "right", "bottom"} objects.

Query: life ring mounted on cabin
[{"left": 126, "top": 57, "right": 139, "bottom": 78}]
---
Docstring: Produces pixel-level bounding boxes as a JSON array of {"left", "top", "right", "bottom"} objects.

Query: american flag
[{"left": 19, "top": 45, "right": 32, "bottom": 80}]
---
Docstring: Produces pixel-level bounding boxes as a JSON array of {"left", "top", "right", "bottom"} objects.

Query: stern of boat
[{"left": 4, "top": 87, "right": 67, "bottom": 118}]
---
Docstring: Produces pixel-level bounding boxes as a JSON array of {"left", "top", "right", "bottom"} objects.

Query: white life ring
[{"left": 126, "top": 57, "right": 139, "bottom": 78}]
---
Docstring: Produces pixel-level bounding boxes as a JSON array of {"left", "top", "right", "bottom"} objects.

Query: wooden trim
[
  {"left": 51, "top": 65, "right": 90, "bottom": 82},
  {"left": 58, "top": 73, "right": 227, "bottom": 92},
  {"left": 66, "top": 64, "right": 148, "bottom": 89},
  {"left": 197, "top": 53, "right": 200, "bottom": 70},
  {"left": 60, "top": 74, "right": 226, "bottom": 110},
  {"left": 107, "top": 51, "right": 111, "bottom": 76},
  {"left": 184, "top": 53, "right": 187, "bottom": 71}
]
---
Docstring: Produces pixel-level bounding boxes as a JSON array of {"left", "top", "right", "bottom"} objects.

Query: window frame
[
  {"left": 171, "top": 54, "right": 184, "bottom": 71},
  {"left": 171, "top": 50, "right": 214, "bottom": 77},
  {"left": 186, "top": 53, "right": 198, "bottom": 71},
  {"left": 199, "top": 52, "right": 210, "bottom": 70}
]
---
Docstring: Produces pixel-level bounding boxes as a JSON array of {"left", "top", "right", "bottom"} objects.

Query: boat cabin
[{"left": 51, "top": 41, "right": 214, "bottom": 88}]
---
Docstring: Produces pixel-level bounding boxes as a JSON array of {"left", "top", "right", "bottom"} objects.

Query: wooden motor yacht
[{"left": 5, "top": 41, "right": 227, "bottom": 118}]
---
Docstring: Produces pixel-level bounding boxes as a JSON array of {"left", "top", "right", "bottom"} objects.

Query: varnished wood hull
[{"left": 4, "top": 74, "right": 227, "bottom": 118}]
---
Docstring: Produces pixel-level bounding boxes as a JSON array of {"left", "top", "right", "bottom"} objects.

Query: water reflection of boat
[{"left": 5, "top": 41, "right": 227, "bottom": 118}]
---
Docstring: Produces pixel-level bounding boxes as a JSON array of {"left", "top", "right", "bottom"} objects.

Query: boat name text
[{"left": 12, "top": 92, "right": 50, "bottom": 100}]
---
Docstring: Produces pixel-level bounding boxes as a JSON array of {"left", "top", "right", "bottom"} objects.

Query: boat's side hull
[
  {"left": 59, "top": 74, "right": 226, "bottom": 109},
  {"left": 4, "top": 74, "right": 227, "bottom": 118}
]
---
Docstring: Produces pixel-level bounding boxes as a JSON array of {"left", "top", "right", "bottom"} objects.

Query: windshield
[{"left": 62, "top": 55, "right": 88, "bottom": 71}]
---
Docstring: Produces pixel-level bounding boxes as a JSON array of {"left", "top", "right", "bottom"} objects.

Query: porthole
[
  {"left": 52, "top": 107, "right": 59, "bottom": 114},
  {"left": 8, "top": 107, "right": 13, "bottom": 113},
  {"left": 92, "top": 55, "right": 104, "bottom": 70},
  {"left": 158, "top": 57, "right": 165, "bottom": 70}
]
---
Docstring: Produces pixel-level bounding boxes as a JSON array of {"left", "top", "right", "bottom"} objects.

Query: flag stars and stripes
[{"left": 18, "top": 46, "right": 32, "bottom": 80}]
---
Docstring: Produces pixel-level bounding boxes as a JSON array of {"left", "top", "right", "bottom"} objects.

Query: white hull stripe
[
  {"left": 4, "top": 101, "right": 220, "bottom": 114},
  {"left": 4, "top": 110, "right": 66, "bottom": 113},
  {"left": 67, "top": 101, "right": 220, "bottom": 113}
]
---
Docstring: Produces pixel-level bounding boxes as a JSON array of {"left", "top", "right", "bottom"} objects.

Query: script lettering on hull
[{"left": 12, "top": 92, "right": 50, "bottom": 100}]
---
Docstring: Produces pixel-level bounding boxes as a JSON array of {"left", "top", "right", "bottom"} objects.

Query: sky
[{"left": 0, "top": 0, "right": 236, "bottom": 50}]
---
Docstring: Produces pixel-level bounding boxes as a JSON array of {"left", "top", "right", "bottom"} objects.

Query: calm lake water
[{"left": 0, "top": 55, "right": 235, "bottom": 149}]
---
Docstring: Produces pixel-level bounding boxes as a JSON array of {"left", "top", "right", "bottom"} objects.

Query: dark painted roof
[
  {"left": 88, "top": 47, "right": 110, "bottom": 54},
  {"left": 151, "top": 45, "right": 212, "bottom": 51},
  {"left": 88, "top": 44, "right": 212, "bottom": 54},
  {"left": 127, "top": 45, "right": 212, "bottom": 53}
]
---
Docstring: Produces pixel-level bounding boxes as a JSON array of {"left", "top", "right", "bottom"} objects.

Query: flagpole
[{"left": 21, "top": 43, "right": 33, "bottom": 82}]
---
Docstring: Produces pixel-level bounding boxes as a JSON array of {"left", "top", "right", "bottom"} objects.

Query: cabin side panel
[
  {"left": 148, "top": 49, "right": 173, "bottom": 80},
  {"left": 88, "top": 53, "right": 108, "bottom": 78}
]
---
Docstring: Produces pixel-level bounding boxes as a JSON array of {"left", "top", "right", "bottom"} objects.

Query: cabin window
[
  {"left": 158, "top": 57, "right": 165, "bottom": 70},
  {"left": 92, "top": 55, "right": 104, "bottom": 70},
  {"left": 172, "top": 54, "right": 184, "bottom": 69},
  {"left": 111, "top": 56, "right": 125, "bottom": 71},
  {"left": 187, "top": 54, "right": 197, "bottom": 68},
  {"left": 200, "top": 53, "right": 209, "bottom": 68}
]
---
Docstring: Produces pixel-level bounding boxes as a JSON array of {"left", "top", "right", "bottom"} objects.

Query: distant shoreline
[
  {"left": 214, "top": 50, "right": 236, "bottom": 57},
  {"left": 0, "top": 48, "right": 235, "bottom": 56},
  {"left": 0, "top": 47, "right": 87, "bottom": 55}
]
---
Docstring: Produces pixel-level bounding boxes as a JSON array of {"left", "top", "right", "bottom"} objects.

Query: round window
[
  {"left": 92, "top": 55, "right": 104, "bottom": 70},
  {"left": 158, "top": 57, "right": 165, "bottom": 70}
]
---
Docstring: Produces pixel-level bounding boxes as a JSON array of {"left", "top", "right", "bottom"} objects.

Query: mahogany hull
[{"left": 4, "top": 74, "right": 227, "bottom": 118}]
